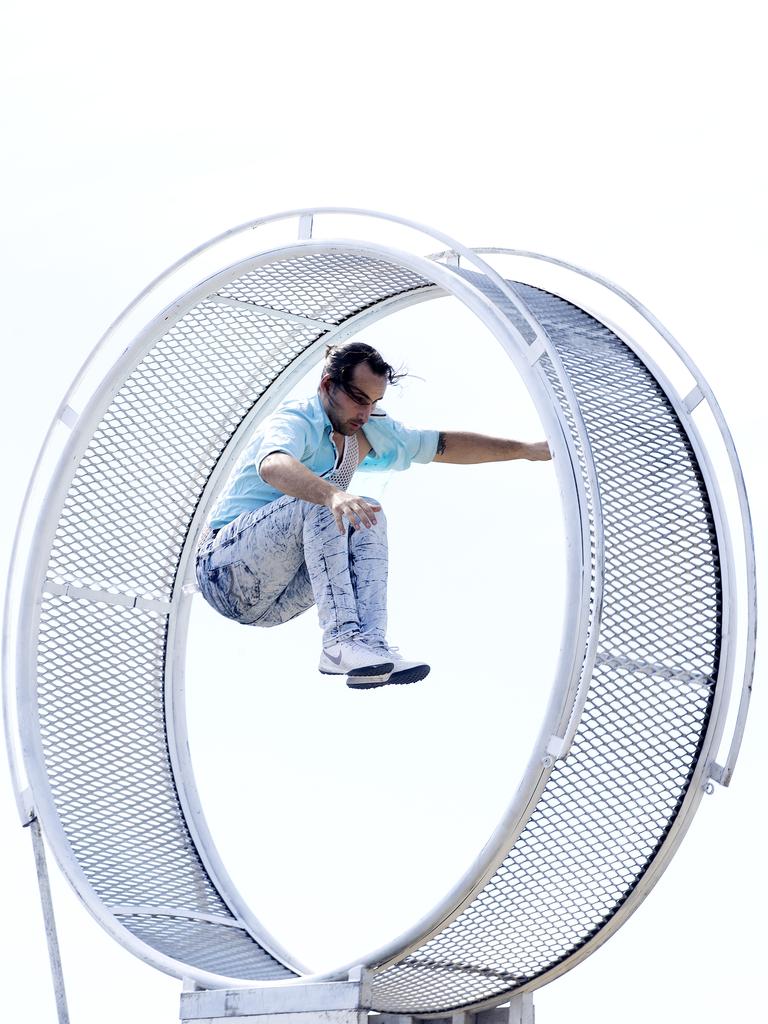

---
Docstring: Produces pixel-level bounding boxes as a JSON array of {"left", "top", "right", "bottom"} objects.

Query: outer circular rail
[{"left": 3, "top": 209, "right": 754, "bottom": 1015}]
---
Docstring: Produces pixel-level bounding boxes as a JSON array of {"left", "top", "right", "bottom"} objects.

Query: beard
[
  {"left": 330, "top": 416, "right": 358, "bottom": 436},
  {"left": 324, "top": 392, "right": 359, "bottom": 435}
]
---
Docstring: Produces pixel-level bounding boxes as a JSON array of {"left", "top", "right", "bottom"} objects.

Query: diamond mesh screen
[
  {"left": 32, "top": 253, "right": 433, "bottom": 978},
  {"left": 46, "top": 302, "right": 319, "bottom": 598},
  {"left": 114, "top": 916, "right": 295, "bottom": 979},
  {"left": 37, "top": 596, "right": 225, "bottom": 911},
  {"left": 368, "top": 281, "right": 720, "bottom": 1013},
  {"left": 217, "top": 252, "right": 430, "bottom": 325}
]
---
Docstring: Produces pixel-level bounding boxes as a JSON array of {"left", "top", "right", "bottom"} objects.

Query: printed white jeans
[{"left": 196, "top": 494, "right": 388, "bottom": 648}]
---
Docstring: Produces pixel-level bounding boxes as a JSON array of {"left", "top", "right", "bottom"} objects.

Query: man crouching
[{"left": 196, "top": 341, "right": 550, "bottom": 689}]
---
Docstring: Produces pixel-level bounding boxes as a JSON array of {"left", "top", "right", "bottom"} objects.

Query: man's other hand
[
  {"left": 327, "top": 492, "right": 382, "bottom": 533},
  {"left": 526, "top": 441, "right": 552, "bottom": 461}
]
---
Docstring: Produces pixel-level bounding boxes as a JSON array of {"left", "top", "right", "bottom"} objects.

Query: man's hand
[
  {"left": 525, "top": 441, "right": 552, "bottom": 461},
  {"left": 259, "top": 453, "right": 382, "bottom": 532},
  {"left": 327, "top": 491, "right": 382, "bottom": 533}
]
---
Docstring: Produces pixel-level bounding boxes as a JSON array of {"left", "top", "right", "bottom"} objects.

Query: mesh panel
[
  {"left": 115, "top": 916, "right": 295, "bottom": 979},
  {"left": 46, "top": 303, "right": 319, "bottom": 598},
  {"left": 523, "top": 284, "right": 720, "bottom": 674},
  {"left": 37, "top": 594, "right": 227, "bottom": 911},
  {"left": 216, "top": 252, "right": 431, "bottom": 324},
  {"left": 33, "top": 253, "right": 432, "bottom": 979},
  {"left": 370, "top": 282, "right": 720, "bottom": 1013}
]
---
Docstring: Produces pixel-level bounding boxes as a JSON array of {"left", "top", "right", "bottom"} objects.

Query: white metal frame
[{"left": 3, "top": 209, "right": 753, "bottom": 1010}]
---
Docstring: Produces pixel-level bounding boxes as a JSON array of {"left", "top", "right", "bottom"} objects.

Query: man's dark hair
[{"left": 322, "top": 341, "right": 406, "bottom": 393}]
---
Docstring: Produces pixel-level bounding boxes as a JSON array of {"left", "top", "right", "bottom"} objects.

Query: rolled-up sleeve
[
  {"left": 360, "top": 413, "right": 439, "bottom": 472},
  {"left": 254, "top": 406, "right": 313, "bottom": 479}
]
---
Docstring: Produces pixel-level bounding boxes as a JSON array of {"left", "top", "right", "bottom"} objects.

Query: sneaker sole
[
  {"left": 347, "top": 664, "right": 431, "bottom": 690},
  {"left": 320, "top": 661, "right": 394, "bottom": 678}
]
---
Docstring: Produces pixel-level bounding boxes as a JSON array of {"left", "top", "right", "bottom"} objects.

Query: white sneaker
[
  {"left": 319, "top": 641, "right": 394, "bottom": 679},
  {"left": 346, "top": 644, "right": 431, "bottom": 690}
]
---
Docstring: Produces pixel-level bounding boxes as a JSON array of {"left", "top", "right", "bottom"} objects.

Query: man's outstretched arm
[{"left": 432, "top": 431, "right": 551, "bottom": 464}]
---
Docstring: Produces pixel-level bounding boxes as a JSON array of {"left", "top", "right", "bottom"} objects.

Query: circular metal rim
[
  {"left": 7, "top": 225, "right": 601, "bottom": 990},
  {"left": 163, "top": 241, "right": 603, "bottom": 987}
]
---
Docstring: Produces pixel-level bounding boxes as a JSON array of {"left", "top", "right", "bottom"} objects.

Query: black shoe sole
[
  {"left": 347, "top": 664, "right": 431, "bottom": 690},
  {"left": 320, "top": 661, "right": 394, "bottom": 678}
]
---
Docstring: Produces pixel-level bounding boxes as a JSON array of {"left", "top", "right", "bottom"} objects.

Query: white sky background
[{"left": 1, "top": 3, "right": 765, "bottom": 1022}]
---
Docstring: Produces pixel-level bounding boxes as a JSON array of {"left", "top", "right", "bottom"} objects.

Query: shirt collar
[{"left": 312, "top": 391, "right": 334, "bottom": 433}]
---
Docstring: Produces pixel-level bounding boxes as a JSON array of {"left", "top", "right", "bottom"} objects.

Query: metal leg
[
  {"left": 507, "top": 994, "right": 534, "bottom": 1024},
  {"left": 28, "top": 816, "right": 70, "bottom": 1024}
]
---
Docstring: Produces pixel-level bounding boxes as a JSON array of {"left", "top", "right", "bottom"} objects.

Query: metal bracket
[
  {"left": 210, "top": 294, "right": 338, "bottom": 331},
  {"left": 683, "top": 384, "right": 705, "bottom": 412},
  {"left": 42, "top": 578, "right": 172, "bottom": 614},
  {"left": 546, "top": 735, "right": 567, "bottom": 760},
  {"left": 57, "top": 404, "right": 78, "bottom": 429},
  {"left": 526, "top": 335, "right": 547, "bottom": 366},
  {"left": 111, "top": 905, "right": 248, "bottom": 929},
  {"left": 19, "top": 787, "right": 36, "bottom": 826},
  {"left": 596, "top": 651, "right": 714, "bottom": 688},
  {"left": 708, "top": 761, "right": 728, "bottom": 786}
]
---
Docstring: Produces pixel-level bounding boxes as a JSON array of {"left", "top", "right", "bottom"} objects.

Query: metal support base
[
  {"left": 180, "top": 969, "right": 372, "bottom": 1024},
  {"left": 180, "top": 976, "right": 533, "bottom": 1024}
]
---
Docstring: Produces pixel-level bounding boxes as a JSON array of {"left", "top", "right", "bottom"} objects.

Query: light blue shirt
[{"left": 209, "top": 393, "right": 439, "bottom": 528}]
